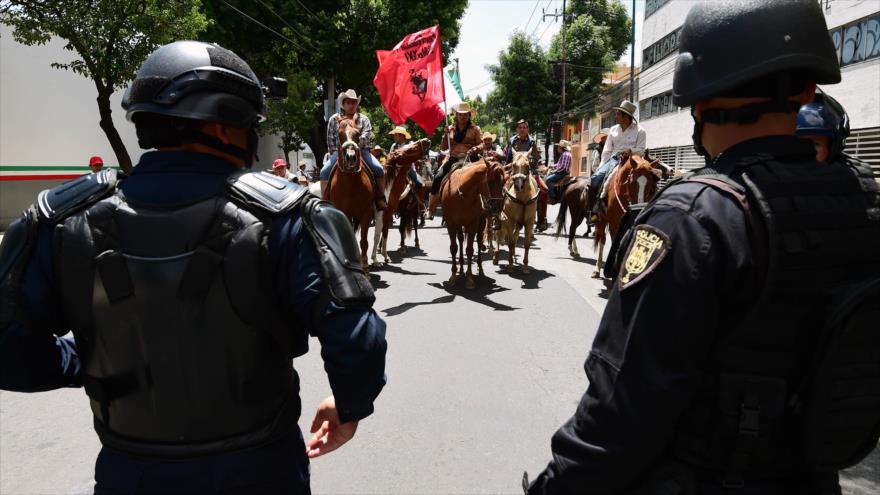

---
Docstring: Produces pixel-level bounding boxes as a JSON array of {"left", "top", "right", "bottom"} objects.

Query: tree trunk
[
  {"left": 96, "top": 90, "right": 132, "bottom": 174},
  {"left": 307, "top": 105, "right": 328, "bottom": 166}
]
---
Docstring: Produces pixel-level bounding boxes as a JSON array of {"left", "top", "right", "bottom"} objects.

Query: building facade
[{"left": 636, "top": 0, "right": 880, "bottom": 173}]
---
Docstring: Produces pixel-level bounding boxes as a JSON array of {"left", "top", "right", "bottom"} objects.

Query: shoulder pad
[
  {"left": 300, "top": 197, "right": 375, "bottom": 307},
  {"left": 227, "top": 171, "right": 310, "bottom": 215},
  {"left": 36, "top": 169, "right": 117, "bottom": 223}
]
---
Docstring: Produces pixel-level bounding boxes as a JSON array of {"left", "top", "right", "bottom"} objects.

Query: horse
[
  {"left": 592, "top": 152, "right": 662, "bottom": 278},
  {"left": 325, "top": 117, "right": 384, "bottom": 268},
  {"left": 494, "top": 150, "right": 539, "bottom": 273},
  {"left": 378, "top": 138, "right": 431, "bottom": 259},
  {"left": 481, "top": 156, "right": 507, "bottom": 253},
  {"left": 397, "top": 182, "right": 422, "bottom": 250},
  {"left": 552, "top": 176, "right": 594, "bottom": 258},
  {"left": 439, "top": 158, "right": 491, "bottom": 289}
]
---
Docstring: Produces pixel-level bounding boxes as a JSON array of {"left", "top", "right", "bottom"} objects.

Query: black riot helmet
[
  {"left": 673, "top": 0, "right": 840, "bottom": 108},
  {"left": 122, "top": 41, "right": 266, "bottom": 164},
  {"left": 796, "top": 91, "right": 850, "bottom": 159}
]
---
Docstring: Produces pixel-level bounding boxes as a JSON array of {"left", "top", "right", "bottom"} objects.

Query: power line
[
  {"left": 255, "top": 0, "right": 319, "bottom": 51},
  {"left": 532, "top": 0, "right": 555, "bottom": 38},
  {"left": 219, "top": 0, "right": 306, "bottom": 52},
  {"left": 523, "top": 0, "right": 541, "bottom": 34},
  {"left": 294, "top": 0, "right": 317, "bottom": 20}
]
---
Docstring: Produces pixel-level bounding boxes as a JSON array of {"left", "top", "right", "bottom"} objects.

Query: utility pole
[
  {"left": 543, "top": 0, "right": 568, "bottom": 113},
  {"left": 629, "top": 0, "right": 635, "bottom": 102}
]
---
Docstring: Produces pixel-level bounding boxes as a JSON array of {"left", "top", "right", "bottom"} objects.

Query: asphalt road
[{"left": 1, "top": 207, "right": 877, "bottom": 494}]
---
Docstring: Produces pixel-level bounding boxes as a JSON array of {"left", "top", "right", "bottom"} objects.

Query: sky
[{"left": 450, "top": 0, "right": 644, "bottom": 100}]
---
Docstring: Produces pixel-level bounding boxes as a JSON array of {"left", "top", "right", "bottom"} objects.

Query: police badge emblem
[{"left": 618, "top": 225, "right": 670, "bottom": 290}]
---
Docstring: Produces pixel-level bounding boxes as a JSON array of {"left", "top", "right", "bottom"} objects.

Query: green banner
[{"left": 446, "top": 66, "right": 465, "bottom": 100}]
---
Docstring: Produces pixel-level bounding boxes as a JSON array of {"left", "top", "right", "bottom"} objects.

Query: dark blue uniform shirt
[
  {"left": 0, "top": 150, "right": 387, "bottom": 493},
  {"left": 528, "top": 137, "right": 821, "bottom": 494}
]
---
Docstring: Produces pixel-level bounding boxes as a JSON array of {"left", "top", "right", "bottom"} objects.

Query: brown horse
[
  {"left": 326, "top": 117, "right": 383, "bottom": 268},
  {"left": 592, "top": 152, "right": 662, "bottom": 278},
  {"left": 481, "top": 157, "right": 507, "bottom": 253},
  {"left": 378, "top": 138, "right": 431, "bottom": 259},
  {"left": 494, "top": 150, "right": 539, "bottom": 272},
  {"left": 439, "top": 158, "right": 491, "bottom": 288},
  {"left": 552, "top": 176, "right": 594, "bottom": 258},
  {"left": 397, "top": 183, "right": 422, "bottom": 250}
]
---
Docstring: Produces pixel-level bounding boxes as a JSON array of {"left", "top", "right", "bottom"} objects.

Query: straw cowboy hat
[
  {"left": 556, "top": 139, "right": 572, "bottom": 151},
  {"left": 593, "top": 128, "right": 611, "bottom": 144},
  {"left": 613, "top": 100, "right": 638, "bottom": 122},
  {"left": 481, "top": 131, "right": 496, "bottom": 142},
  {"left": 388, "top": 126, "right": 411, "bottom": 139},
  {"left": 336, "top": 89, "right": 361, "bottom": 109},
  {"left": 454, "top": 102, "right": 476, "bottom": 115}
]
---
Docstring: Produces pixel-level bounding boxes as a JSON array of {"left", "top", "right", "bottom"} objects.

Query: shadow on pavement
[
  {"left": 499, "top": 266, "right": 555, "bottom": 289},
  {"left": 556, "top": 256, "right": 598, "bottom": 266},
  {"left": 381, "top": 294, "right": 456, "bottom": 317},
  {"left": 367, "top": 272, "right": 389, "bottom": 290},
  {"left": 428, "top": 279, "right": 518, "bottom": 312},
  {"left": 386, "top": 246, "right": 428, "bottom": 262},
  {"left": 371, "top": 261, "right": 435, "bottom": 277}
]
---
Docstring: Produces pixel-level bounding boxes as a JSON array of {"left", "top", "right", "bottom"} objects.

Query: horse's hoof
[
  {"left": 591, "top": 271, "right": 601, "bottom": 279},
  {"left": 466, "top": 278, "right": 475, "bottom": 289},
  {"left": 492, "top": 258, "right": 499, "bottom": 265},
  {"left": 447, "top": 275, "right": 458, "bottom": 285},
  {"left": 522, "top": 266, "right": 531, "bottom": 274}
]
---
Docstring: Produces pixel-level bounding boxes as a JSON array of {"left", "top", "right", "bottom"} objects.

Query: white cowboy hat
[
  {"left": 454, "top": 102, "right": 476, "bottom": 115},
  {"left": 557, "top": 139, "right": 572, "bottom": 151},
  {"left": 612, "top": 100, "right": 638, "bottom": 122},
  {"left": 388, "top": 126, "right": 411, "bottom": 139},
  {"left": 481, "top": 131, "right": 496, "bottom": 142},
  {"left": 336, "top": 89, "right": 361, "bottom": 109}
]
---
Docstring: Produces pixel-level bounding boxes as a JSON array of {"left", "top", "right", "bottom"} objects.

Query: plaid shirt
[
  {"left": 326, "top": 113, "right": 373, "bottom": 154},
  {"left": 552, "top": 151, "right": 572, "bottom": 173}
]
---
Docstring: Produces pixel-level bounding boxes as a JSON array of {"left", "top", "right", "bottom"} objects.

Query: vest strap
[{"left": 96, "top": 251, "right": 135, "bottom": 304}]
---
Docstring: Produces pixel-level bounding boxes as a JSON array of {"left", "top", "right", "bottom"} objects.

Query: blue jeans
[
  {"left": 546, "top": 171, "right": 568, "bottom": 200},
  {"left": 590, "top": 156, "right": 619, "bottom": 190},
  {"left": 319, "top": 149, "right": 384, "bottom": 180},
  {"left": 407, "top": 167, "right": 423, "bottom": 188}
]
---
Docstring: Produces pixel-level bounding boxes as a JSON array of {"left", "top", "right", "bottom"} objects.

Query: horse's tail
[{"left": 554, "top": 190, "right": 569, "bottom": 238}]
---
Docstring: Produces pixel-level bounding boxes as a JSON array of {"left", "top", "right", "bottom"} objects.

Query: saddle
[
  {"left": 326, "top": 157, "right": 378, "bottom": 197},
  {"left": 437, "top": 157, "right": 468, "bottom": 194}
]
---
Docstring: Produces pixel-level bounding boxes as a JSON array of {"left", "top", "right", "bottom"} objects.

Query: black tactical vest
[
  {"left": 667, "top": 155, "right": 880, "bottom": 489},
  {"left": 57, "top": 187, "right": 308, "bottom": 458}
]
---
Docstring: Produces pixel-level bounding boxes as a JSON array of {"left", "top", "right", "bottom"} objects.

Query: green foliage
[
  {"left": 260, "top": 70, "right": 319, "bottom": 160},
  {"left": 547, "top": 0, "right": 631, "bottom": 113},
  {"left": 485, "top": 31, "right": 557, "bottom": 135}
]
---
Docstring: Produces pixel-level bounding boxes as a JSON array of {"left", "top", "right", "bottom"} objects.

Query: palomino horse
[
  {"left": 379, "top": 138, "right": 431, "bottom": 258},
  {"left": 494, "top": 150, "right": 539, "bottom": 272},
  {"left": 326, "top": 117, "right": 383, "bottom": 268},
  {"left": 592, "top": 152, "right": 662, "bottom": 278},
  {"left": 552, "top": 176, "right": 593, "bottom": 258},
  {"left": 439, "top": 158, "right": 491, "bottom": 288}
]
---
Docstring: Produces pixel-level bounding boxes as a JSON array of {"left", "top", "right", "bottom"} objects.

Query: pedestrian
[
  {"left": 272, "top": 158, "right": 296, "bottom": 180},
  {"left": 0, "top": 40, "right": 387, "bottom": 495},
  {"left": 545, "top": 140, "right": 571, "bottom": 204},
  {"left": 795, "top": 91, "right": 850, "bottom": 163},
  {"left": 526, "top": 1, "right": 880, "bottom": 493},
  {"left": 89, "top": 155, "right": 104, "bottom": 173},
  {"left": 388, "top": 126, "right": 424, "bottom": 190},
  {"left": 298, "top": 159, "right": 308, "bottom": 179},
  {"left": 319, "top": 89, "right": 387, "bottom": 209}
]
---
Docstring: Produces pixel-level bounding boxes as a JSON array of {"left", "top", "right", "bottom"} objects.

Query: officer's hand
[{"left": 306, "top": 395, "right": 358, "bottom": 458}]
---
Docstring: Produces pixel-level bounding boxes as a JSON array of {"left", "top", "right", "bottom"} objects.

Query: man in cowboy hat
[
  {"left": 480, "top": 131, "right": 502, "bottom": 160},
  {"left": 586, "top": 101, "right": 646, "bottom": 216},
  {"left": 389, "top": 126, "right": 424, "bottom": 190},
  {"left": 546, "top": 140, "right": 572, "bottom": 204},
  {"left": 589, "top": 128, "right": 610, "bottom": 175},
  {"left": 320, "top": 89, "right": 388, "bottom": 209},
  {"left": 429, "top": 102, "right": 482, "bottom": 211}
]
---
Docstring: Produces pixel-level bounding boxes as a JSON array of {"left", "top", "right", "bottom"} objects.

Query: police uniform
[
  {"left": 0, "top": 41, "right": 386, "bottom": 494},
  {"left": 527, "top": 1, "right": 880, "bottom": 493}
]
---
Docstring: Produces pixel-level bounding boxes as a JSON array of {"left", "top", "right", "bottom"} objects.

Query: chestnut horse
[
  {"left": 494, "top": 150, "right": 539, "bottom": 272},
  {"left": 481, "top": 157, "right": 507, "bottom": 253},
  {"left": 326, "top": 117, "right": 383, "bottom": 268},
  {"left": 592, "top": 152, "right": 662, "bottom": 278},
  {"left": 379, "top": 138, "right": 431, "bottom": 259},
  {"left": 439, "top": 158, "right": 491, "bottom": 288}
]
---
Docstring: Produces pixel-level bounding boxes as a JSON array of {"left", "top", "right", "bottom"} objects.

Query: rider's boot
[
  {"left": 374, "top": 176, "right": 388, "bottom": 211},
  {"left": 428, "top": 193, "right": 440, "bottom": 219}
]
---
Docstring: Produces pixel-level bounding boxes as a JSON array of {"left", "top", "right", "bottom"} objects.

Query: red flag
[{"left": 373, "top": 25, "right": 446, "bottom": 134}]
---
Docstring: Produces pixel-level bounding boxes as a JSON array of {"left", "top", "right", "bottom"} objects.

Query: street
[{"left": 1, "top": 206, "right": 878, "bottom": 494}]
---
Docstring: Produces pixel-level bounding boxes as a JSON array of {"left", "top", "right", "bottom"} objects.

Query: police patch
[{"left": 618, "top": 225, "right": 670, "bottom": 290}]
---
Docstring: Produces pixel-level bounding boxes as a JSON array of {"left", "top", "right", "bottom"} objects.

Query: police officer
[
  {"left": 526, "top": 1, "right": 880, "bottom": 493},
  {"left": 796, "top": 91, "right": 850, "bottom": 163},
  {"left": 0, "top": 41, "right": 387, "bottom": 494}
]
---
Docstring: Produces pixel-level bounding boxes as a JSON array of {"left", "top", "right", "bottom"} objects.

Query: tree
[
  {"left": 547, "top": 0, "right": 631, "bottom": 118},
  {"left": 0, "top": 0, "right": 207, "bottom": 173},
  {"left": 260, "top": 71, "right": 320, "bottom": 166},
  {"left": 485, "top": 31, "right": 557, "bottom": 136}
]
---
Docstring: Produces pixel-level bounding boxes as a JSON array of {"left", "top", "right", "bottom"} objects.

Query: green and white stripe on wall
[{"left": 0, "top": 165, "right": 119, "bottom": 181}]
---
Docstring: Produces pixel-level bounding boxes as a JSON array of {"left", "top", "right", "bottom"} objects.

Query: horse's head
[
  {"left": 388, "top": 138, "right": 430, "bottom": 166},
  {"left": 510, "top": 150, "right": 531, "bottom": 193},
  {"left": 620, "top": 155, "right": 660, "bottom": 204},
  {"left": 338, "top": 118, "right": 361, "bottom": 173},
  {"left": 486, "top": 159, "right": 506, "bottom": 198}
]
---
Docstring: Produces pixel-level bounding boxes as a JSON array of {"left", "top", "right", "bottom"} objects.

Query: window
[
  {"left": 830, "top": 14, "right": 880, "bottom": 67},
  {"left": 645, "top": 0, "right": 671, "bottom": 19},
  {"left": 642, "top": 27, "right": 682, "bottom": 70},
  {"left": 639, "top": 90, "right": 676, "bottom": 121}
]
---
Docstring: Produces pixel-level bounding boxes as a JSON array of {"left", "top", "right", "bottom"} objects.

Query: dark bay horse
[
  {"left": 439, "top": 158, "right": 491, "bottom": 289},
  {"left": 379, "top": 138, "right": 431, "bottom": 259},
  {"left": 552, "top": 176, "right": 593, "bottom": 258},
  {"left": 592, "top": 152, "right": 662, "bottom": 278},
  {"left": 326, "top": 117, "right": 382, "bottom": 268}
]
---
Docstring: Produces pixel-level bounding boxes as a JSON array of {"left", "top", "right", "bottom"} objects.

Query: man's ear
[
  {"left": 692, "top": 101, "right": 705, "bottom": 122},
  {"left": 213, "top": 123, "right": 232, "bottom": 145},
  {"left": 799, "top": 81, "right": 817, "bottom": 104}
]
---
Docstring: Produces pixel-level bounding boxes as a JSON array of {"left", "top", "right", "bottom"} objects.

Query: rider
[
  {"left": 429, "top": 102, "right": 482, "bottom": 215},
  {"left": 796, "top": 91, "right": 850, "bottom": 163},
  {"left": 320, "top": 89, "right": 387, "bottom": 210},
  {"left": 587, "top": 101, "right": 646, "bottom": 217},
  {"left": 388, "top": 126, "right": 425, "bottom": 190},
  {"left": 505, "top": 119, "right": 548, "bottom": 229},
  {"left": 546, "top": 140, "right": 572, "bottom": 204},
  {"left": 480, "top": 132, "right": 502, "bottom": 160},
  {"left": 0, "top": 41, "right": 387, "bottom": 493}
]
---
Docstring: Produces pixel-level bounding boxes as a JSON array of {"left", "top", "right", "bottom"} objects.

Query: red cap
[
  {"left": 273, "top": 159, "right": 287, "bottom": 169},
  {"left": 89, "top": 156, "right": 104, "bottom": 166}
]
